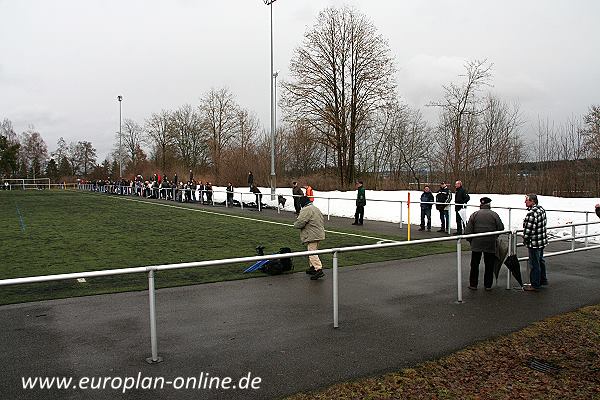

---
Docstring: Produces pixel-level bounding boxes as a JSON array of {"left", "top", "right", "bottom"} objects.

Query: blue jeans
[
  {"left": 527, "top": 247, "right": 547, "bottom": 288},
  {"left": 420, "top": 207, "right": 431, "bottom": 229},
  {"left": 439, "top": 209, "right": 449, "bottom": 230}
]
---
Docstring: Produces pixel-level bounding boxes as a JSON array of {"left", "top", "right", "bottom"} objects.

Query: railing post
[
  {"left": 457, "top": 238, "right": 463, "bottom": 303},
  {"left": 571, "top": 224, "right": 576, "bottom": 252},
  {"left": 240, "top": 192, "right": 244, "bottom": 210},
  {"left": 146, "top": 269, "right": 163, "bottom": 364},
  {"left": 506, "top": 232, "right": 512, "bottom": 290},
  {"left": 333, "top": 251, "right": 339, "bottom": 328},
  {"left": 585, "top": 212, "right": 589, "bottom": 247},
  {"left": 399, "top": 201, "right": 403, "bottom": 229},
  {"left": 327, "top": 198, "right": 331, "bottom": 221},
  {"left": 447, "top": 204, "right": 453, "bottom": 234},
  {"left": 508, "top": 207, "right": 512, "bottom": 231}
]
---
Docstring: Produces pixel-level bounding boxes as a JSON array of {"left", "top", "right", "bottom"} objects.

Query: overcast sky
[{"left": 1, "top": 0, "right": 598, "bottom": 160}]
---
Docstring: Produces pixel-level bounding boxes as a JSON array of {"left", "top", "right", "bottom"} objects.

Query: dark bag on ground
[{"left": 260, "top": 247, "right": 293, "bottom": 275}]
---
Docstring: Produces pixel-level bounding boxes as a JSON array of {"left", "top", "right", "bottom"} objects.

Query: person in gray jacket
[
  {"left": 464, "top": 197, "right": 505, "bottom": 290},
  {"left": 293, "top": 196, "right": 326, "bottom": 280}
]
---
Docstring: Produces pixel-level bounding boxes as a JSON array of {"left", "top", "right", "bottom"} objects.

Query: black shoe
[
  {"left": 418, "top": 227, "right": 425, "bottom": 231},
  {"left": 541, "top": 280, "right": 549, "bottom": 286},
  {"left": 352, "top": 222, "right": 359, "bottom": 225},
  {"left": 306, "top": 266, "right": 316, "bottom": 275},
  {"left": 310, "top": 269, "right": 324, "bottom": 280},
  {"left": 427, "top": 228, "right": 431, "bottom": 232},
  {"left": 358, "top": 222, "right": 363, "bottom": 225}
]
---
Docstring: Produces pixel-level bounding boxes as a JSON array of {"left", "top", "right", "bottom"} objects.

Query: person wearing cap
[
  {"left": 353, "top": 181, "right": 366, "bottom": 225},
  {"left": 293, "top": 196, "right": 326, "bottom": 280},
  {"left": 464, "top": 196, "right": 505, "bottom": 290},
  {"left": 435, "top": 182, "right": 452, "bottom": 232}
]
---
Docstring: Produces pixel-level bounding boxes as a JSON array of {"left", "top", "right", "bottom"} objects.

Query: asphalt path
[{"left": 1, "top": 197, "right": 599, "bottom": 399}]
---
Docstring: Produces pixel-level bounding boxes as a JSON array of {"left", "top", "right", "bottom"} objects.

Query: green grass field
[{"left": 0, "top": 190, "right": 455, "bottom": 305}]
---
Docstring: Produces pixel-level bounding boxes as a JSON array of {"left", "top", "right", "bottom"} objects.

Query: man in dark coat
[
  {"left": 250, "top": 184, "right": 262, "bottom": 209},
  {"left": 226, "top": 182, "right": 234, "bottom": 207},
  {"left": 247, "top": 171, "right": 254, "bottom": 190},
  {"left": 454, "top": 180, "right": 470, "bottom": 234},
  {"left": 435, "top": 182, "right": 452, "bottom": 232},
  {"left": 353, "top": 181, "right": 366, "bottom": 225},
  {"left": 465, "top": 197, "right": 505, "bottom": 290},
  {"left": 292, "top": 181, "right": 304, "bottom": 215},
  {"left": 419, "top": 185, "right": 435, "bottom": 231}
]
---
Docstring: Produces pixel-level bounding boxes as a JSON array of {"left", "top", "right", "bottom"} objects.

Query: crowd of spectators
[{"left": 80, "top": 174, "right": 225, "bottom": 205}]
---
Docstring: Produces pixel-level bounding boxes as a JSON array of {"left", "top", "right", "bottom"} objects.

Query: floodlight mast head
[{"left": 263, "top": 0, "right": 277, "bottom": 5}]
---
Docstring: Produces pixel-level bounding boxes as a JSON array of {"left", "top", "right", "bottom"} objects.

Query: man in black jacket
[
  {"left": 226, "top": 183, "right": 234, "bottom": 207},
  {"left": 419, "top": 186, "right": 435, "bottom": 231},
  {"left": 292, "top": 181, "right": 303, "bottom": 215},
  {"left": 247, "top": 171, "right": 254, "bottom": 190},
  {"left": 454, "top": 180, "right": 470, "bottom": 234},
  {"left": 436, "top": 182, "right": 452, "bottom": 232},
  {"left": 464, "top": 197, "right": 505, "bottom": 290}
]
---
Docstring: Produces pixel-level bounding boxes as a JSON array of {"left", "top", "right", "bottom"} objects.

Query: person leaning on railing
[
  {"left": 522, "top": 194, "right": 548, "bottom": 292},
  {"left": 464, "top": 197, "right": 505, "bottom": 291}
]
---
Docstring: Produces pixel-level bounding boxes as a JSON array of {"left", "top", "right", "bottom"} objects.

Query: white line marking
[{"left": 76, "top": 190, "right": 395, "bottom": 242}]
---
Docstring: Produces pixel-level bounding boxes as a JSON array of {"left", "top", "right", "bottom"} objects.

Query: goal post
[{"left": 1, "top": 178, "right": 51, "bottom": 190}]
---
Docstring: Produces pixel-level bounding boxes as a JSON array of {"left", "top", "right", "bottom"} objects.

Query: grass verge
[{"left": 287, "top": 304, "right": 600, "bottom": 400}]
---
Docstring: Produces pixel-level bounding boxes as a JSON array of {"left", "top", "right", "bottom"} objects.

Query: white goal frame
[{"left": 1, "top": 178, "right": 51, "bottom": 190}]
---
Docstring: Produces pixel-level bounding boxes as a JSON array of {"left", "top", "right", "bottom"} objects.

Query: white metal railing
[
  {"left": 75, "top": 184, "right": 597, "bottom": 237},
  {"left": 1, "top": 219, "right": 599, "bottom": 363}
]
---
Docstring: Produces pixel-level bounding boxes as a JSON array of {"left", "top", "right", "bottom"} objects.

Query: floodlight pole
[
  {"left": 264, "top": 0, "right": 277, "bottom": 200},
  {"left": 117, "top": 95, "right": 123, "bottom": 179}
]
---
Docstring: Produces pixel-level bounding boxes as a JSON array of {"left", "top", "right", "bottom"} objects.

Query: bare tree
[
  {"left": 281, "top": 6, "right": 396, "bottom": 186},
  {"left": 581, "top": 105, "right": 600, "bottom": 156},
  {"left": 234, "top": 108, "right": 260, "bottom": 159},
  {"left": 120, "top": 118, "right": 145, "bottom": 170},
  {"left": 199, "top": 88, "right": 239, "bottom": 178},
  {"left": 19, "top": 127, "right": 48, "bottom": 179},
  {"left": 280, "top": 120, "right": 322, "bottom": 176},
  {"left": 431, "top": 59, "right": 493, "bottom": 182},
  {"left": 51, "top": 137, "right": 69, "bottom": 162},
  {"left": 145, "top": 110, "right": 174, "bottom": 172},
  {"left": 581, "top": 105, "right": 600, "bottom": 195},
  {"left": 73, "top": 141, "right": 97, "bottom": 177},
  {"left": 392, "top": 108, "right": 431, "bottom": 188},
  {"left": 475, "top": 95, "right": 524, "bottom": 192},
  {"left": 1, "top": 118, "right": 18, "bottom": 144},
  {"left": 170, "top": 104, "right": 207, "bottom": 170}
]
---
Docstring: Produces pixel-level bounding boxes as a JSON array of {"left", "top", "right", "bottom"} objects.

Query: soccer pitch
[{"left": 0, "top": 190, "right": 454, "bottom": 305}]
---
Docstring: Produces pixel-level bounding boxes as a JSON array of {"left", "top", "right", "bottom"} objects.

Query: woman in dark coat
[{"left": 464, "top": 197, "right": 505, "bottom": 290}]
